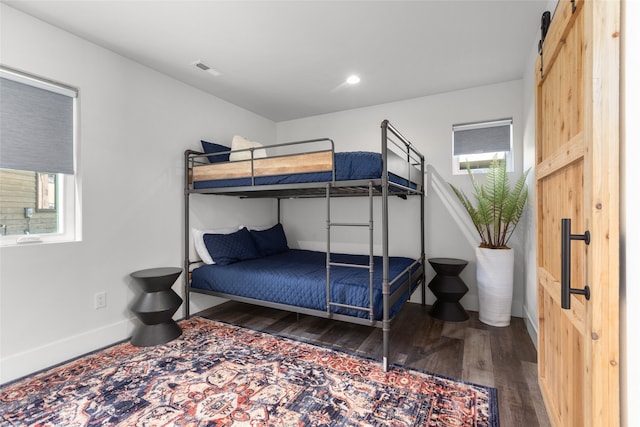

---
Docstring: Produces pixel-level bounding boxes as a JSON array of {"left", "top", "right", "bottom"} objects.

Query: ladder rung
[
  {"left": 329, "top": 222, "right": 369, "bottom": 227},
  {"left": 329, "top": 261, "right": 370, "bottom": 269}
]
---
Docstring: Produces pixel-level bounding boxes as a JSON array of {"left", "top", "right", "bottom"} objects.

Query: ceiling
[{"left": 4, "top": 0, "right": 549, "bottom": 122}]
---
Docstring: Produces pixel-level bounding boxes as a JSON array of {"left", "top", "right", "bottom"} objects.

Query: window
[
  {"left": 0, "top": 66, "right": 79, "bottom": 245},
  {"left": 452, "top": 118, "right": 513, "bottom": 174}
]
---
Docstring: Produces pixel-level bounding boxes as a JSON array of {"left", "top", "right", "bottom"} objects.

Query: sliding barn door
[{"left": 535, "top": 0, "right": 620, "bottom": 426}]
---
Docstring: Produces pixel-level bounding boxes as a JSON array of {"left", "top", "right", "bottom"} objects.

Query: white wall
[
  {"left": 276, "top": 80, "right": 526, "bottom": 315},
  {"left": 519, "top": 1, "right": 551, "bottom": 346},
  {"left": 0, "top": 5, "right": 277, "bottom": 383}
]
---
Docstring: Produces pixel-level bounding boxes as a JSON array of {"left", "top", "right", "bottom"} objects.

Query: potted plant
[{"left": 449, "top": 157, "right": 529, "bottom": 326}]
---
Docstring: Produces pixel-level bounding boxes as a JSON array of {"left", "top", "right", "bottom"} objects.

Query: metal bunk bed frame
[{"left": 183, "top": 120, "right": 425, "bottom": 371}]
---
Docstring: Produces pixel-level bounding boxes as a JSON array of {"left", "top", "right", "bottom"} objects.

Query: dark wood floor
[{"left": 198, "top": 301, "right": 551, "bottom": 427}]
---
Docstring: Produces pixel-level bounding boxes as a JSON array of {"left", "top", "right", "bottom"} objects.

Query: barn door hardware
[
  {"left": 561, "top": 218, "right": 591, "bottom": 309},
  {"left": 538, "top": 40, "right": 544, "bottom": 77},
  {"left": 541, "top": 11, "right": 551, "bottom": 40},
  {"left": 538, "top": 11, "right": 551, "bottom": 77}
]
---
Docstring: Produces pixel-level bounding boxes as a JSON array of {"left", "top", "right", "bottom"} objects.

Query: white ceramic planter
[{"left": 475, "top": 247, "right": 514, "bottom": 327}]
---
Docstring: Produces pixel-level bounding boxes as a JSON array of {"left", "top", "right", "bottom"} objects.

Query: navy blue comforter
[{"left": 191, "top": 249, "right": 419, "bottom": 320}]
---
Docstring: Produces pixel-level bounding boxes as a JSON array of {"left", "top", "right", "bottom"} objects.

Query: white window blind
[
  {"left": 453, "top": 119, "right": 512, "bottom": 156},
  {"left": 0, "top": 67, "right": 77, "bottom": 174}
]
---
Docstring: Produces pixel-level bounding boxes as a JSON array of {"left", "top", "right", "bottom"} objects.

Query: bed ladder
[{"left": 325, "top": 182, "right": 376, "bottom": 321}]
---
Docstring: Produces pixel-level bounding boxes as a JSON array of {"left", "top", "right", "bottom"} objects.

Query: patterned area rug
[{"left": 0, "top": 317, "right": 498, "bottom": 426}]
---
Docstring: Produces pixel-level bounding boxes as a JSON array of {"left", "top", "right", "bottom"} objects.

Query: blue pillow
[
  {"left": 250, "top": 223, "right": 289, "bottom": 257},
  {"left": 201, "top": 140, "right": 230, "bottom": 163},
  {"left": 203, "top": 227, "right": 261, "bottom": 265}
]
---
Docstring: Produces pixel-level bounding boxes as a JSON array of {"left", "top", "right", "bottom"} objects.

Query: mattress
[
  {"left": 193, "top": 151, "right": 415, "bottom": 190},
  {"left": 190, "top": 249, "right": 419, "bottom": 320}
]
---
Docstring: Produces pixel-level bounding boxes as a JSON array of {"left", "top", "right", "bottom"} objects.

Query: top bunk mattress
[
  {"left": 192, "top": 151, "right": 415, "bottom": 190},
  {"left": 190, "top": 248, "right": 420, "bottom": 320}
]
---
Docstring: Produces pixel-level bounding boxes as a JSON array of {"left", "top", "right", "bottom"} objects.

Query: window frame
[
  {"left": 36, "top": 172, "right": 58, "bottom": 212},
  {"left": 451, "top": 118, "right": 513, "bottom": 175},
  {"left": 0, "top": 67, "right": 80, "bottom": 246}
]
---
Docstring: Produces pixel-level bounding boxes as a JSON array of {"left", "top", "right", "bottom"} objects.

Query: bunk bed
[{"left": 183, "top": 120, "right": 425, "bottom": 371}]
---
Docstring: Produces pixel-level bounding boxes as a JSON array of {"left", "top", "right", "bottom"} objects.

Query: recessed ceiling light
[
  {"left": 346, "top": 75, "right": 361, "bottom": 85},
  {"left": 192, "top": 60, "right": 222, "bottom": 77}
]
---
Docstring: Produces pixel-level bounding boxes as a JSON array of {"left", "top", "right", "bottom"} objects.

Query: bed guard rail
[
  {"left": 185, "top": 137, "right": 336, "bottom": 190},
  {"left": 381, "top": 120, "right": 425, "bottom": 192}
]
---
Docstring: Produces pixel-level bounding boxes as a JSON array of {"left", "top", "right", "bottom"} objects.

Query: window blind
[
  {"left": 0, "top": 68, "right": 76, "bottom": 174},
  {"left": 453, "top": 119, "right": 512, "bottom": 156}
]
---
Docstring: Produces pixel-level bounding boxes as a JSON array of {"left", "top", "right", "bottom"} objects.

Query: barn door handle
[{"left": 561, "top": 218, "right": 591, "bottom": 309}]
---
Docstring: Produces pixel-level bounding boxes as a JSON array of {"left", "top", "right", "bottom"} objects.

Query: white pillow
[
  {"left": 241, "top": 224, "right": 273, "bottom": 231},
  {"left": 192, "top": 226, "right": 238, "bottom": 264},
  {"left": 229, "top": 135, "right": 267, "bottom": 161}
]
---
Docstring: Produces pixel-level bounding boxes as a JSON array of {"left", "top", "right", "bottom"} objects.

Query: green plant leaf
[
  {"left": 448, "top": 156, "right": 529, "bottom": 249},
  {"left": 450, "top": 183, "right": 488, "bottom": 245}
]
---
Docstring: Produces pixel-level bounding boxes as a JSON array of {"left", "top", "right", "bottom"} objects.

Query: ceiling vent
[{"left": 192, "top": 60, "right": 221, "bottom": 77}]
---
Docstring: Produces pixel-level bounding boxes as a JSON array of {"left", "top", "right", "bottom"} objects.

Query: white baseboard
[
  {"left": 522, "top": 304, "right": 539, "bottom": 349},
  {"left": 0, "top": 319, "right": 135, "bottom": 385},
  {"left": 188, "top": 294, "right": 228, "bottom": 316}
]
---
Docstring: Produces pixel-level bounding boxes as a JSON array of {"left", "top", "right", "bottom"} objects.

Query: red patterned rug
[{"left": 0, "top": 317, "right": 498, "bottom": 426}]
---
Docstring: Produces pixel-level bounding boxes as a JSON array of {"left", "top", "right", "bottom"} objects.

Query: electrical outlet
[{"left": 94, "top": 291, "right": 106, "bottom": 309}]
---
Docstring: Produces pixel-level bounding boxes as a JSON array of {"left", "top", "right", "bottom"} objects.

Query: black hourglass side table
[
  {"left": 427, "top": 258, "right": 469, "bottom": 322},
  {"left": 130, "top": 267, "right": 183, "bottom": 346}
]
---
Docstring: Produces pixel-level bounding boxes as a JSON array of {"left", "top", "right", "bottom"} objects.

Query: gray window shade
[
  {"left": 0, "top": 74, "right": 75, "bottom": 174},
  {"left": 453, "top": 120, "right": 512, "bottom": 156}
]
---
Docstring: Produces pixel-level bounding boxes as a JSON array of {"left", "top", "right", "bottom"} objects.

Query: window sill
[{"left": 0, "top": 233, "right": 80, "bottom": 247}]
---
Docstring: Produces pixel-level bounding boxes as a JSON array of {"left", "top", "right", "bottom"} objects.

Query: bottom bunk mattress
[{"left": 191, "top": 249, "right": 420, "bottom": 321}]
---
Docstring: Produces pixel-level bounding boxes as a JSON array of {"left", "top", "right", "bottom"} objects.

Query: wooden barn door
[{"left": 535, "top": 0, "right": 620, "bottom": 426}]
